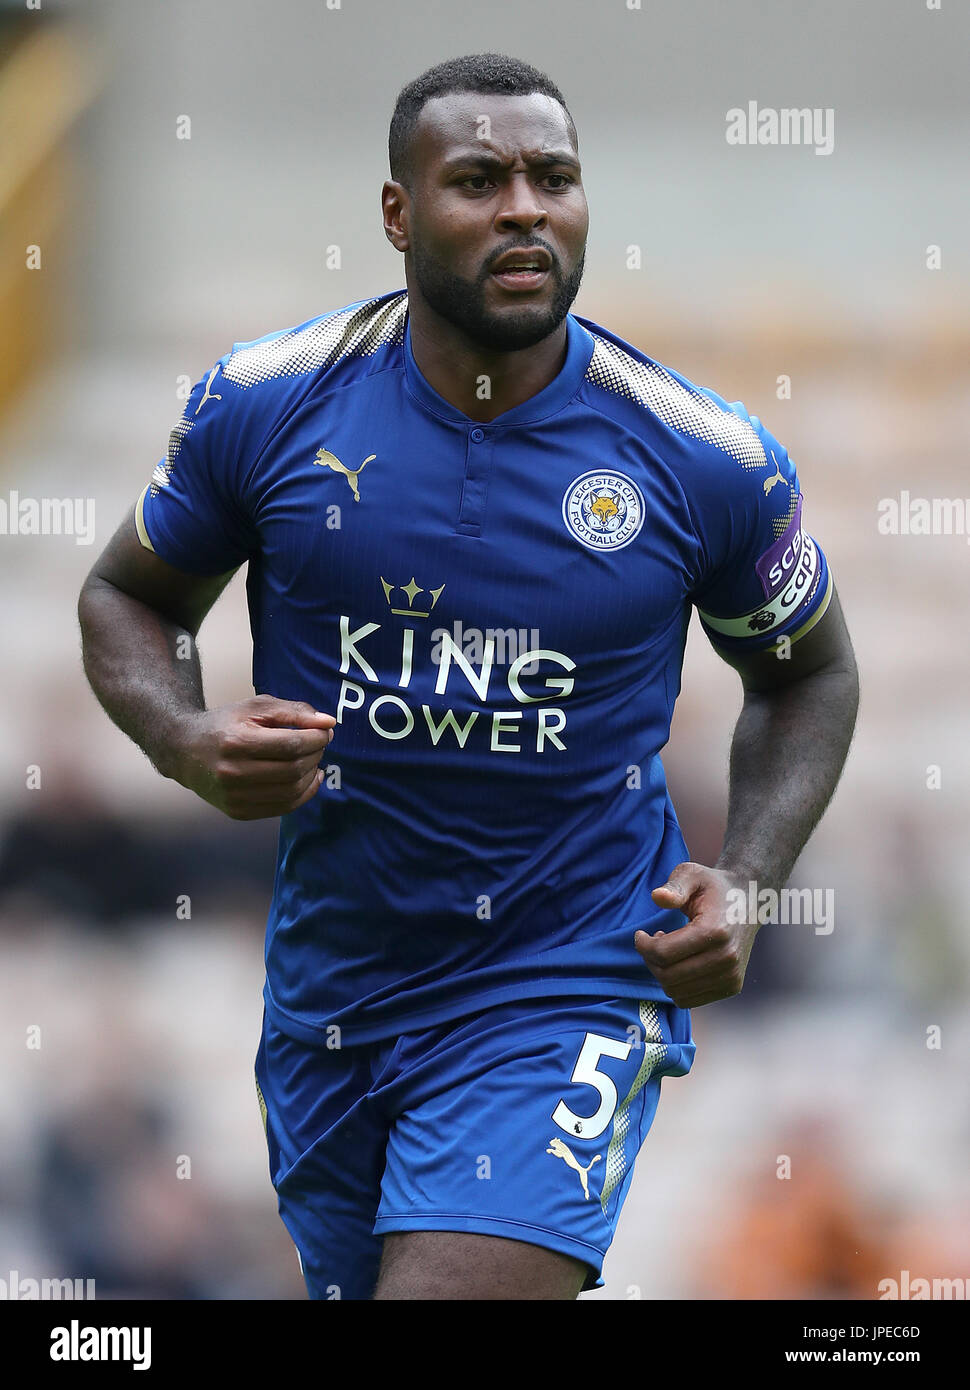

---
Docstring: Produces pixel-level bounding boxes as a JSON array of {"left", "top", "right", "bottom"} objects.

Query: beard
[{"left": 409, "top": 241, "right": 586, "bottom": 352}]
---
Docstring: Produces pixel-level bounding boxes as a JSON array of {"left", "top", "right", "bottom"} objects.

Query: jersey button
[{"left": 470, "top": 428, "right": 485, "bottom": 442}]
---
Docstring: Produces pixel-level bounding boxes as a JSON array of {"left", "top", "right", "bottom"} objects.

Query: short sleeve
[
  {"left": 689, "top": 410, "right": 833, "bottom": 654},
  {"left": 135, "top": 355, "right": 256, "bottom": 575}
]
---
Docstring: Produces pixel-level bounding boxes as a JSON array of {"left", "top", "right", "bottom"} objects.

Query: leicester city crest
[{"left": 562, "top": 471, "right": 645, "bottom": 551}]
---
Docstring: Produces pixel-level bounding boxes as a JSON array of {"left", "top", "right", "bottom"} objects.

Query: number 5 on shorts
[{"left": 551, "top": 1031, "right": 632, "bottom": 1140}]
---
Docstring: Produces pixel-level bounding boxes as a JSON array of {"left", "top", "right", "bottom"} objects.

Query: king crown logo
[{"left": 380, "top": 576, "right": 445, "bottom": 618}]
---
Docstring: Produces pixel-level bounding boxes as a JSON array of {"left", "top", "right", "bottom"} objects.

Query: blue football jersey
[{"left": 137, "top": 291, "right": 832, "bottom": 1045}]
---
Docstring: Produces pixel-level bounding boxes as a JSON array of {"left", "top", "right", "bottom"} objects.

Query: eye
[
  {"left": 542, "top": 174, "right": 574, "bottom": 189},
  {"left": 460, "top": 175, "right": 493, "bottom": 190}
]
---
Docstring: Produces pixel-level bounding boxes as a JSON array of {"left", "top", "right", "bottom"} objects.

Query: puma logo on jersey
[
  {"left": 546, "top": 1137, "right": 602, "bottom": 1200},
  {"left": 763, "top": 450, "right": 787, "bottom": 495},
  {"left": 194, "top": 367, "right": 223, "bottom": 415},
  {"left": 314, "top": 448, "right": 376, "bottom": 502}
]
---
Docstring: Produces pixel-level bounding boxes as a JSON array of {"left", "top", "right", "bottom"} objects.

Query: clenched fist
[
  {"left": 165, "top": 695, "right": 336, "bottom": 820},
  {"left": 634, "top": 862, "right": 760, "bottom": 1008}
]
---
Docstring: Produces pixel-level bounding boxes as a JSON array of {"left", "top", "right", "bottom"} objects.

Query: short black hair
[{"left": 388, "top": 53, "right": 575, "bottom": 188}]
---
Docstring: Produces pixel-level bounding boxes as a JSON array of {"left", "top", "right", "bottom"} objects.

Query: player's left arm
[
  {"left": 635, "top": 590, "right": 858, "bottom": 1007},
  {"left": 635, "top": 422, "right": 859, "bottom": 1007}
]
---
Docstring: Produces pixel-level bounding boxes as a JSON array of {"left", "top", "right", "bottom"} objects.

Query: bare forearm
[
  {"left": 715, "top": 662, "right": 859, "bottom": 889},
  {"left": 78, "top": 577, "right": 205, "bottom": 777}
]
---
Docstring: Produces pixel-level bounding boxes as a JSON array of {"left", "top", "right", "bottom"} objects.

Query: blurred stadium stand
[{"left": 0, "top": 3, "right": 100, "bottom": 421}]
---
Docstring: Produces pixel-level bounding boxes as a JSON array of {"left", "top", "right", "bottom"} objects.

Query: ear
[{"left": 382, "top": 180, "right": 410, "bottom": 252}]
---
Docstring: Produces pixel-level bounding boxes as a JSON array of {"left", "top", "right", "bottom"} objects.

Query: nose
[{"left": 494, "top": 173, "right": 549, "bottom": 235}]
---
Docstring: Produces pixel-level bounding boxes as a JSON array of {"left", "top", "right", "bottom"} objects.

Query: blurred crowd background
[{"left": 1, "top": 0, "right": 967, "bottom": 1299}]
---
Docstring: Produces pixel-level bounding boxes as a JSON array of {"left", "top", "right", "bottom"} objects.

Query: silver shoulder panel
[
  {"left": 150, "top": 294, "right": 408, "bottom": 496},
  {"left": 222, "top": 292, "right": 408, "bottom": 389},
  {"left": 151, "top": 414, "right": 191, "bottom": 497},
  {"left": 585, "top": 332, "right": 767, "bottom": 471}
]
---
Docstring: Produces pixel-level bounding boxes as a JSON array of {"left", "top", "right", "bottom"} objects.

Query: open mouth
[
  {"left": 489, "top": 248, "right": 553, "bottom": 292},
  {"left": 490, "top": 263, "right": 550, "bottom": 291}
]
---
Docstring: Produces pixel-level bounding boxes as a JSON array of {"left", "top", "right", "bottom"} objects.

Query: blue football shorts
[{"left": 254, "top": 993, "right": 695, "bottom": 1299}]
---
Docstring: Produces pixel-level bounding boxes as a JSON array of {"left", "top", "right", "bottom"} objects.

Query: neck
[{"left": 406, "top": 298, "right": 568, "bottom": 423}]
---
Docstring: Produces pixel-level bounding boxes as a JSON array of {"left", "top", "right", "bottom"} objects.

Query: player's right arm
[
  {"left": 80, "top": 343, "right": 336, "bottom": 819},
  {"left": 78, "top": 507, "right": 334, "bottom": 820}
]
